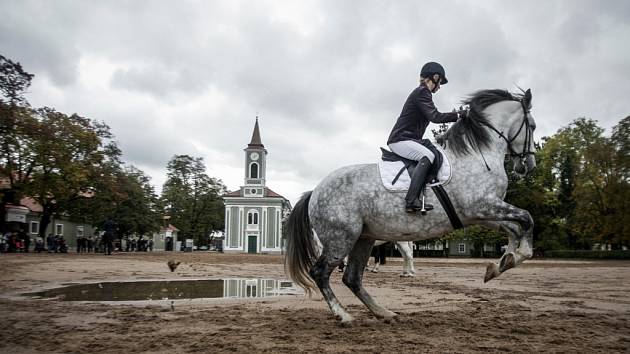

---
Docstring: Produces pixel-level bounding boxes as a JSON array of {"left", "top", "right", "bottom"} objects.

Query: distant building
[
  {"left": 222, "top": 118, "right": 291, "bottom": 254},
  {"left": 9, "top": 197, "right": 94, "bottom": 249},
  {"left": 152, "top": 224, "right": 179, "bottom": 251}
]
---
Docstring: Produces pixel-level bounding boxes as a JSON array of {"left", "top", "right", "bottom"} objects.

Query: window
[
  {"left": 55, "top": 223, "right": 64, "bottom": 236},
  {"left": 249, "top": 163, "right": 259, "bottom": 179},
  {"left": 458, "top": 243, "right": 466, "bottom": 254},
  {"left": 76, "top": 226, "right": 84, "bottom": 237},
  {"left": 247, "top": 211, "right": 259, "bottom": 225},
  {"left": 30, "top": 221, "right": 39, "bottom": 234}
]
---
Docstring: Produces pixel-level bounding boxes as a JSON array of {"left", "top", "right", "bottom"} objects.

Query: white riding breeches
[{"left": 388, "top": 140, "right": 435, "bottom": 163}]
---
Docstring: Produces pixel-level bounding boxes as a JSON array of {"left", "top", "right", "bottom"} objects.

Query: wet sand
[{"left": 0, "top": 252, "right": 628, "bottom": 353}]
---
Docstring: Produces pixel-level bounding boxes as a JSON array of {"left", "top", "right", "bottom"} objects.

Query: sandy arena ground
[{"left": 0, "top": 252, "right": 629, "bottom": 353}]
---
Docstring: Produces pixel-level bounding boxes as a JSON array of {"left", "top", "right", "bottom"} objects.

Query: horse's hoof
[
  {"left": 382, "top": 313, "right": 399, "bottom": 324},
  {"left": 339, "top": 319, "right": 354, "bottom": 327},
  {"left": 499, "top": 253, "right": 516, "bottom": 273},
  {"left": 484, "top": 262, "right": 500, "bottom": 283}
]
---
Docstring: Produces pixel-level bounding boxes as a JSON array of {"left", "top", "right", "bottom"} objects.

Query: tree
[
  {"left": 0, "top": 54, "right": 34, "bottom": 105},
  {"left": 531, "top": 117, "right": 630, "bottom": 250},
  {"left": 161, "top": 155, "right": 226, "bottom": 245},
  {"left": 23, "top": 108, "right": 118, "bottom": 238},
  {"left": 109, "top": 166, "right": 161, "bottom": 237},
  {"left": 0, "top": 54, "right": 35, "bottom": 233}
]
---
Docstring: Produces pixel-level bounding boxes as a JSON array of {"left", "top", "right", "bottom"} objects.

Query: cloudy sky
[{"left": 2, "top": 0, "right": 629, "bottom": 205}]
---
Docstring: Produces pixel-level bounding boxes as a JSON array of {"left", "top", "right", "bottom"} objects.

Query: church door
[{"left": 248, "top": 235, "right": 257, "bottom": 254}]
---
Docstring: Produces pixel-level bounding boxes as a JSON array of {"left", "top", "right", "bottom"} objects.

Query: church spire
[{"left": 248, "top": 116, "right": 264, "bottom": 148}]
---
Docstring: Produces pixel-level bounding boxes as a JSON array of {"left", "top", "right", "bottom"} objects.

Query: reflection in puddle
[{"left": 27, "top": 278, "right": 303, "bottom": 302}]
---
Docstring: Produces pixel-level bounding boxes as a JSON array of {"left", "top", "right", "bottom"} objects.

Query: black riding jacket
[{"left": 387, "top": 84, "right": 458, "bottom": 145}]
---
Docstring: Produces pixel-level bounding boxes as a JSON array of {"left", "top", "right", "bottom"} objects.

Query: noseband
[{"left": 482, "top": 99, "right": 535, "bottom": 160}]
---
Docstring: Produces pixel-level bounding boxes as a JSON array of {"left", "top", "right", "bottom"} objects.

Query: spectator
[
  {"left": 46, "top": 233, "right": 54, "bottom": 253},
  {"left": 7, "top": 232, "right": 17, "bottom": 253},
  {"left": 19, "top": 229, "right": 30, "bottom": 253},
  {"left": 56, "top": 234, "right": 67, "bottom": 253},
  {"left": 102, "top": 218, "right": 115, "bottom": 255},
  {"left": 0, "top": 232, "right": 7, "bottom": 252},
  {"left": 93, "top": 234, "right": 102, "bottom": 253},
  {"left": 87, "top": 236, "right": 94, "bottom": 253},
  {"left": 34, "top": 236, "right": 45, "bottom": 253}
]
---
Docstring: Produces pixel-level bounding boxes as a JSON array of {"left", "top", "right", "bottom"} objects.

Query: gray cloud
[{"left": 2, "top": 0, "right": 629, "bottom": 204}]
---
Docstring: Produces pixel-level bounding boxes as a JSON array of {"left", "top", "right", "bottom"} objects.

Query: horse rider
[{"left": 387, "top": 62, "right": 466, "bottom": 213}]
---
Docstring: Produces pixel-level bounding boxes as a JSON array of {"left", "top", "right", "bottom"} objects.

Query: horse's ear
[{"left": 524, "top": 89, "right": 532, "bottom": 106}]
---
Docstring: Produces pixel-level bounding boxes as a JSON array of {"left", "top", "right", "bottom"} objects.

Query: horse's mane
[{"left": 441, "top": 89, "right": 525, "bottom": 156}]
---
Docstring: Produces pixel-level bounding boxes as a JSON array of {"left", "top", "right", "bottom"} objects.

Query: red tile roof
[
  {"left": 222, "top": 187, "right": 286, "bottom": 199},
  {"left": 222, "top": 190, "right": 242, "bottom": 197},
  {"left": 20, "top": 197, "right": 43, "bottom": 212},
  {"left": 265, "top": 187, "right": 285, "bottom": 198}
]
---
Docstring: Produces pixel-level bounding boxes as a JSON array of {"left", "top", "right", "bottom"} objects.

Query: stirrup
[
  {"left": 420, "top": 195, "right": 433, "bottom": 215},
  {"left": 406, "top": 196, "right": 433, "bottom": 214}
]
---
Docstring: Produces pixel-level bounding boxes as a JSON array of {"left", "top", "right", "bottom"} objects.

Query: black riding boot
[{"left": 405, "top": 157, "right": 434, "bottom": 213}]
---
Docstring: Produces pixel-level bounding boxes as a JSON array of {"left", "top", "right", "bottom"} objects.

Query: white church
[{"left": 222, "top": 118, "right": 291, "bottom": 254}]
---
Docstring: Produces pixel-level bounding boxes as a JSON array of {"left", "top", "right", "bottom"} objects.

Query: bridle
[{"left": 481, "top": 98, "right": 535, "bottom": 161}]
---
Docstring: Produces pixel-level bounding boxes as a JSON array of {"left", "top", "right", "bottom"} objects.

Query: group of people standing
[
  {"left": 75, "top": 235, "right": 100, "bottom": 253},
  {"left": 0, "top": 231, "right": 66, "bottom": 253},
  {"left": 121, "top": 236, "right": 153, "bottom": 252},
  {"left": 0, "top": 229, "right": 31, "bottom": 253}
]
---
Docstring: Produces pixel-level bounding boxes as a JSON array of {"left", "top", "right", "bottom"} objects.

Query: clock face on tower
[{"left": 250, "top": 152, "right": 259, "bottom": 161}]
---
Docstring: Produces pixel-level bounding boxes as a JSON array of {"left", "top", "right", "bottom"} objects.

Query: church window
[
  {"left": 249, "top": 163, "right": 259, "bottom": 179},
  {"left": 247, "top": 210, "right": 259, "bottom": 225}
]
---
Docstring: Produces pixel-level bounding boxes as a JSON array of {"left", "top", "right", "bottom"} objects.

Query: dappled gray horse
[{"left": 285, "top": 89, "right": 536, "bottom": 323}]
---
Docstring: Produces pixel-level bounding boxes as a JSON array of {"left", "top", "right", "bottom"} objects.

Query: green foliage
[
  {"left": 441, "top": 225, "right": 506, "bottom": 243},
  {"left": 161, "top": 155, "right": 226, "bottom": 245},
  {"left": 0, "top": 55, "right": 36, "bottom": 232},
  {"left": 70, "top": 165, "right": 161, "bottom": 237},
  {"left": 503, "top": 116, "right": 630, "bottom": 251},
  {"left": 442, "top": 225, "right": 506, "bottom": 244},
  {"left": 543, "top": 250, "right": 630, "bottom": 259},
  {"left": 1, "top": 55, "right": 160, "bottom": 238},
  {"left": 0, "top": 54, "right": 34, "bottom": 105}
]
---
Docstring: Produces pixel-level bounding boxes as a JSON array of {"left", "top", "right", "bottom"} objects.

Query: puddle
[{"left": 26, "top": 278, "right": 303, "bottom": 302}]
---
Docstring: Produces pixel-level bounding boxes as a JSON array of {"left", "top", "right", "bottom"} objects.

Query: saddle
[
  {"left": 380, "top": 139, "right": 443, "bottom": 186},
  {"left": 379, "top": 140, "right": 463, "bottom": 229}
]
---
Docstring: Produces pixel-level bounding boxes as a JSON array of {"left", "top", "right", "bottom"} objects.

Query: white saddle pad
[{"left": 378, "top": 145, "right": 452, "bottom": 192}]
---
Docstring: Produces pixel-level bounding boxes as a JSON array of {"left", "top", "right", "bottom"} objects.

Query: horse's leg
[
  {"left": 469, "top": 200, "right": 534, "bottom": 282},
  {"left": 482, "top": 217, "right": 534, "bottom": 282},
  {"left": 397, "top": 241, "right": 415, "bottom": 277},
  {"left": 371, "top": 261, "right": 379, "bottom": 273},
  {"left": 498, "top": 220, "right": 533, "bottom": 269},
  {"left": 342, "top": 238, "right": 397, "bottom": 320},
  {"left": 310, "top": 255, "right": 354, "bottom": 323},
  {"left": 483, "top": 221, "right": 518, "bottom": 282},
  {"left": 309, "top": 229, "right": 359, "bottom": 323}
]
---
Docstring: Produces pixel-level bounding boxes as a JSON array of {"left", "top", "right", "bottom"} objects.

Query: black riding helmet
[{"left": 420, "top": 62, "right": 448, "bottom": 85}]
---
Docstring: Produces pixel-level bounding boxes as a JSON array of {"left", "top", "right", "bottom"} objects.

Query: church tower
[
  {"left": 242, "top": 117, "right": 266, "bottom": 197},
  {"left": 222, "top": 117, "right": 291, "bottom": 254}
]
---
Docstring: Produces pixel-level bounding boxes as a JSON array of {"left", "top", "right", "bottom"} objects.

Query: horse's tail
[{"left": 284, "top": 191, "right": 318, "bottom": 295}]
